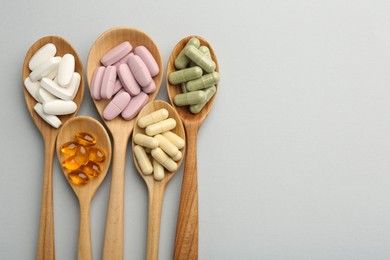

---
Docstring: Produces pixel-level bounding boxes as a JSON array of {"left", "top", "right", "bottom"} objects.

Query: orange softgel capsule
[
  {"left": 63, "top": 156, "right": 81, "bottom": 172},
  {"left": 61, "top": 142, "right": 78, "bottom": 156},
  {"left": 76, "top": 132, "right": 96, "bottom": 146},
  {"left": 75, "top": 145, "right": 89, "bottom": 165},
  {"left": 68, "top": 170, "right": 89, "bottom": 185},
  {"left": 83, "top": 161, "right": 101, "bottom": 177},
  {"left": 88, "top": 147, "right": 105, "bottom": 163}
]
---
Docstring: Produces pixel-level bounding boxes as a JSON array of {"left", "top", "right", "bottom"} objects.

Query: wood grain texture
[
  {"left": 22, "top": 36, "right": 85, "bottom": 260},
  {"left": 166, "top": 36, "right": 219, "bottom": 260},
  {"left": 86, "top": 27, "right": 163, "bottom": 260},
  {"left": 56, "top": 116, "right": 112, "bottom": 260},
  {"left": 132, "top": 101, "right": 185, "bottom": 260}
]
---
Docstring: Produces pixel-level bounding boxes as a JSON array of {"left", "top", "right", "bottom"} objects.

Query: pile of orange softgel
[{"left": 61, "top": 132, "right": 106, "bottom": 185}]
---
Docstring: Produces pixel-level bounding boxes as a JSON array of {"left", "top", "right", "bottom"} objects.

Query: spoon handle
[
  {"left": 78, "top": 200, "right": 92, "bottom": 260},
  {"left": 174, "top": 126, "right": 199, "bottom": 260},
  {"left": 146, "top": 183, "right": 165, "bottom": 260},
  {"left": 36, "top": 136, "right": 56, "bottom": 260},
  {"left": 102, "top": 136, "right": 128, "bottom": 260}
]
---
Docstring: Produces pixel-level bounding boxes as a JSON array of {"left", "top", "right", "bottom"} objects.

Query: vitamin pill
[
  {"left": 75, "top": 144, "right": 89, "bottom": 165},
  {"left": 24, "top": 77, "right": 41, "bottom": 102},
  {"left": 138, "top": 108, "right": 169, "bottom": 128},
  {"left": 189, "top": 46, "right": 211, "bottom": 67},
  {"left": 174, "top": 38, "right": 201, "bottom": 69},
  {"left": 151, "top": 147, "right": 178, "bottom": 172},
  {"left": 173, "top": 91, "right": 206, "bottom": 106},
  {"left": 168, "top": 66, "right": 203, "bottom": 85},
  {"left": 83, "top": 161, "right": 101, "bottom": 177},
  {"left": 76, "top": 132, "right": 96, "bottom": 146},
  {"left": 153, "top": 159, "right": 164, "bottom": 181},
  {"left": 103, "top": 91, "right": 131, "bottom": 120},
  {"left": 189, "top": 86, "right": 217, "bottom": 114},
  {"left": 62, "top": 156, "right": 81, "bottom": 172},
  {"left": 134, "top": 145, "right": 153, "bottom": 175},
  {"left": 88, "top": 147, "right": 106, "bottom": 163},
  {"left": 134, "top": 46, "right": 160, "bottom": 77},
  {"left": 33, "top": 103, "right": 61, "bottom": 128},
  {"left": 145, "top": 118, "right": 177, "bottom": 136},
  {"left": 38, "top": 88, "right": 57, "bottom": 103},
  {"left": 172, "top": 150, "right": 182, "bottom": 161},
  {"left": 40, "top": 72, "right": 80, "bottom": 101},
  {"left": 100, "top": 66, "right": 117, "bottom": 99},
  {"left": 68, "top": 170, "right": 89, "bottom": 185},
  {"left": 61, "top": 142, "right": 78, "bottom": 156},
  {"left": 91, "top": 66, "right": 105, "bottom": 100},
  {"left": 117, "top": 63, "right": 141, "bottom": 96},
  {"left": 29, "top": 43, "right": 56, "bottom": 71},
  {"left": 142, "top": 80, "right": 156, "bottom": 94},
  {"left": 184, "top": 45, "right": 216, "bottom": 73},
  {"left": 154, "top": 134, "right": 179, "bottom": 157},
  {"left": 29, "top": 56, "right": 61, "bottom": 82},
  {"left": 57, "top": 54, "right": 75, "bottom": 86},
  {"left": 43, "top": 100, "right": 77, "bottom": 115},
  {"left": 121, "top": 91, "right": 149, "bottom": 120},
  {"left": 134, "top": 133, "right": 159, "bottom": 149},
  {"left": 162, "top": 131, "right": 185, "bottom": 149},
  {"left": 128, "top": 54, "right": 152, "bottom": 87},
  {"left": 186, "top": 72, "right": 220, "bottom": 92},
  {"left": 101, "top": 41, "right": 132, "bottom": 66}
]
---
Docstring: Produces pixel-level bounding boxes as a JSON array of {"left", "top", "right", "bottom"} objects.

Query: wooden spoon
[
  {"left": 166, "top": 35, "right": 219, "bottom": 260},
  {"left": 86, "top": 27, "right": 163, "bottom": 260},
  {"left": 132, "top": 100, "right": 185, "bottom": 260},
  {"left": 22, "top": 36, "right": 84, "bottom": 260},
  {"left": 56, "top": 116, "right": 112, "bottom": 260}
]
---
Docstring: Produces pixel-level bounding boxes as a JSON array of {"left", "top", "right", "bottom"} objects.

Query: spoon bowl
[
  {"left": 132, "top": 100, "right": 185, "bottom": 260},
  {"left": 22, "top": 36, "right": 84, "bottom": 260},
  {"left": 166, "top": 35, "right": 219, "bottom": 260},
  {"left": 87, "top": 27, "right": 163, "bottom": 260},
  {"left": 56, "top": 116, "right": 111, "bottom": 260}
]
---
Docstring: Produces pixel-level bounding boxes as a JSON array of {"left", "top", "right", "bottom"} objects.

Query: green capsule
[
  {"left": 174, "top": 38, "right": 200, "bottom": 69},
  {"left": 188, "top": 46, "right": 211, "bottom": 68},
  {"left": 190, "top": 86, "right": 217, "bottom": 114},
  {"left": 174, "top": 91, "right": 206, "bottom": 106},
  {"left": 186, "top": 72, "right": 220, "bottom": 91},
  {"left": 181, "top": 82, "right": 187, "bottom": 93},
  {"left": 184, "top": 45, "right": 216, "bottom": 73},
  {"left": 168, "top": 66, "right": 203, "bottom": 85}
]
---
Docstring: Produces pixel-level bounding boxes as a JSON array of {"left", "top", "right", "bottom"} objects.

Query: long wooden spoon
[
  {"left": 87, "top": 27, "right": 163, "bottom": 260},
  {"left": 56, "top": 116, "right": 112, "bottom": 260},
  {"left": 166, "top": 36, "right": 219, "bottom": 260},
  {"left": 22, "top": 36, "right": 84, "bottom": 260},
  {"left": 132, "top": 100, "right": 185, "bottom": 260}
]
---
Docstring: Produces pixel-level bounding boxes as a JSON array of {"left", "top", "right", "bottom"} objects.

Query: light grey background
[{"left": 1, "top": 0, "right": 390, "bottom": 259}]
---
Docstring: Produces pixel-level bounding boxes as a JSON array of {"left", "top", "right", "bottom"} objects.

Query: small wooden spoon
[
  {"left": 86, "top": 27, "right": 163, "bottom": 260},
  {"left": 132, "top": 100, "right": 185, "bottom": 260},
  {"left": 166, "top": 36, "right": 219, "bottom": 260},
  {"left": 22, "top": 36, "right": 84, "bottom": 260},
  {"left": 56, "top": 116, "right": 112, "bottom": 260}
]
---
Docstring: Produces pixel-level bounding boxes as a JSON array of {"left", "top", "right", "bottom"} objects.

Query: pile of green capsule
[{"left": 169, "top": 38, "right": 220, "bottom": 114}]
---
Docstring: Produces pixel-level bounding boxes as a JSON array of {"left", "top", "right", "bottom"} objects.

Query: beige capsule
[
  {"left": 134, "top": 145, "right": 153, "bottom": 175},
  {"left": 172, "top": 150, "right": 182, "bottom": 161},
  {"left": 145, "top": 118, "right": 176, "bottom": 136},
  {"left": 153, "top": 159, "right": 165, "bottom": 181},
  {"left": 138, "top": 108, "right": 169, "bottom": 128},
  {"left": 151, "top": 148, "right": 178, "bottom": 172},
  {"left": 154, "top": 134, "right": 179, "bottom": 157},
  {"left": 134, "top": 133, "right": 159, "bottom": 149},
  {"left": 162, "top": 131, "right": 185, "bottom": 149}
]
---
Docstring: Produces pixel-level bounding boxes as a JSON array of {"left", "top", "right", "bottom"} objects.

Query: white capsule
[
  {"left": 37, "top": 88, "right": 57, "bottom": 103},
  {"left": 134, "top": 133, "right": 159, "bottom": 149},
  {"left": 138, "top": 108, "right": 169, "bottom": 128},
  {"left": 154, "top": 134, "right": 179, "bottom": 157},
  {"left": 40, "top": 72, "right": 80, "bottom": 101},
  {"left": 29, "top": 43, "right": 56, "bottom": 71},
  {"left": 151, "top": 148, "right": 177, "bottom": 172},
  {"left": 34, "top": 103, "right": 62, "bottom": 128},
  {"left": 162, "top": 131, "right": 185, "bottom": 149},
  {"left": 43, "top": 100, "right": 77, "bottom": 115},
  {"left": 134, "top": 145, "right": 153, "bottom": 175},
  {"left": 29, "top": 56, "right": 61, "bottom": 82},
  {"left": 153, "top": 159, "right": 165, "bottom": 181},
  {"left": 57, "top": 54, "right": 75, "bottom": 86},
  {"left": 145, "top": 118, "right": 176, "bottom": 136},
  {"left": 24, "top": 77, "right": 41, "bottom": 102}
]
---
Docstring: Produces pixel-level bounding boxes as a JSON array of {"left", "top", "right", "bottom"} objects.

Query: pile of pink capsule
[{"left": 91, "top": 42, "right": 160, "bottom": 120}]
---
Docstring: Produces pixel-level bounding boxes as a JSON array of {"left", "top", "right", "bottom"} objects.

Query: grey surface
[{"left": 1, "top": 0, "right": 390, "bottom": 259}]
